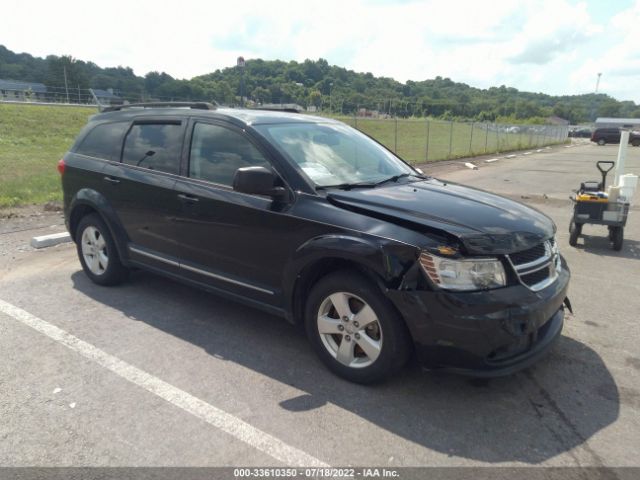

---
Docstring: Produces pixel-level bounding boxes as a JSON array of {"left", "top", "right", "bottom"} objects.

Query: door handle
[
  {"left": 177, "top": 193, "right": 199, "bottom": 203},
  {"left": 103, "top": 176, "right": 120, "bottom": 184}
]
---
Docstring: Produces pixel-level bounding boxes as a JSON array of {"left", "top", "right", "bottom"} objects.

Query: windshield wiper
[
  {"left": 375, "top": 172, "right": 426, "bottom": 186},
  {"left": 316, "top": 173, "right": 428, "bottom": 191},
  {"left": 316, "top": 182, "right": 377, "bottom": 191}
]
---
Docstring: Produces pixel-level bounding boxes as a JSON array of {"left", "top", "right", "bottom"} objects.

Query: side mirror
[{"left": 232, "top": 166, "right": 287, "bottom": 200}]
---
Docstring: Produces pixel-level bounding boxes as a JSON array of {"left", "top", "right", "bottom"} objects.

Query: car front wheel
[{"left": 305, "top": 270, "right": 411, "bottom": 384}]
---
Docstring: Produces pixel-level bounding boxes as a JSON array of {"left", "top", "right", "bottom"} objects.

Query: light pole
[
  {"left": 237, "top": 56, "right": 245, "bottom": 107},
  {"left": 595, "top": 72, "right": 602, "bottom": 93}
]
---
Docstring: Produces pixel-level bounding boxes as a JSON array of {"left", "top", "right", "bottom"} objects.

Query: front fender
[{"left": 282, "top": 234, "right": 419, "bottom": 320}]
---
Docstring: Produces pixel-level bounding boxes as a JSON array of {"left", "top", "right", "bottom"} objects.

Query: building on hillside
[
  {"left": 595, "top": 117, "right": 640, "bottom": 129},
  {"left": 0, "top": 79, "right": 47, "bottom": 101},
  {"left": 546, "top": 115, "right": 570, "bottom": 125}
]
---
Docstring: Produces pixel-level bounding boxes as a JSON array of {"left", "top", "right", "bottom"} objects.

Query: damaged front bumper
[{"left": 387, "top": 265, "right": 570, "bottom": 377}]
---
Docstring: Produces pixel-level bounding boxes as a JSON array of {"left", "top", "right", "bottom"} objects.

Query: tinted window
[
  {"left": 189, "top": 123, "right": 270, "bottom": 186},
  {"left": 76, "top": 122, "right": 129, "bottom": 160},
  {"left": 122, "top": 123, "right": 183, "bottom": 175}
]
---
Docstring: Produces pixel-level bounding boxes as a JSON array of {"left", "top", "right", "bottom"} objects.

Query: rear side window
[
  {"left": 122, "top": 123, "right": 183, "bottom": 175},
  {"left": 189, "top": 123, "right": 270, "bottom": 186},
  {"left": 75, "top": 122, "right": 129, "bottom": 160}
]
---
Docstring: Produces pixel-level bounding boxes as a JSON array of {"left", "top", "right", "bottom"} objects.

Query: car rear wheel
[
  {"left": 76, "top": 214, "right": 129, "bottom": 286},
  {"left": 597, "top": 139, "right": 606, "bottom": 146},
  {"left": 631, "top": 140, "right": 640, "bottom": 147},
  {"left": 304, "top": 270, "right": 411, "bottom": 384}
]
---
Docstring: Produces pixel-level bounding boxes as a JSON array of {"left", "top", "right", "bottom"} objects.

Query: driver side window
[{"left": 189, "top": 123, "right": 270, "bottom": 186}]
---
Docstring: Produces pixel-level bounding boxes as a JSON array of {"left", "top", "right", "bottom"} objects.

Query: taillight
[{"left": 57, "top": 158, "right": 65, "bottom": 175}]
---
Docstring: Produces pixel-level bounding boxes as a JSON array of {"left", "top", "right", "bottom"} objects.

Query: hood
[{"left": 327, "top": 178, "right": 555, "bottom": 254}]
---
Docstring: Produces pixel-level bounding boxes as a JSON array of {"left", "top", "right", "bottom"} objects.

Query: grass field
[
  {"left": 0, "top": 104, "right": 96, "bottom": 207},
  {"left": 0, "top": 103, "right": 568, "bottom": 207}
]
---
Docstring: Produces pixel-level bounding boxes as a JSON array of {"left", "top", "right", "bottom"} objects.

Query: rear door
[
  {"left": 102, "top": 118, "right": 186, "bottom": 272},
  {"left": 66, "top": 120, "right": 130, "bottom": 212}
]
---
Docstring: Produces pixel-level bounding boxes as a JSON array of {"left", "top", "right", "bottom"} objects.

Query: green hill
[{"left": 2, "top": 44, "right": 639, "bottom": 123}]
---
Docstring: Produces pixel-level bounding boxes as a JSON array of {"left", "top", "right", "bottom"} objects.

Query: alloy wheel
[
  {"left": 316, "top": 292, "right": 383, "bottom": 368},
  {"left": 81, "top": 226, "right": 109, "bottom": 275}
]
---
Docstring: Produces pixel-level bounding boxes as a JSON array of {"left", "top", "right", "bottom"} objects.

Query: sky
[{"left": 2, "top": 0, "right": 640, "bottom": 103}]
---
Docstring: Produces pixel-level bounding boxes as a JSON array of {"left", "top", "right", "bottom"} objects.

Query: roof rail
[
  {"left": 252, "top": 106, "right": 302, "bottom": 114},
  {"left": 101, "top": 101, "right": 217, "bottom": 113}
]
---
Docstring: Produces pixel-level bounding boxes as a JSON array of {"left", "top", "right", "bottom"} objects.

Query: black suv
[
  {"left": 591, "top": 127, "right": 640, "bottom": 146},
  {"left": 60, "top": 102, "right": 570, "bottom": 383}
]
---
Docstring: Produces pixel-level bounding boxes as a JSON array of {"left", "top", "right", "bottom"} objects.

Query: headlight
[{"left": 419, "top": 252, "right": 506, "bottom": 291}]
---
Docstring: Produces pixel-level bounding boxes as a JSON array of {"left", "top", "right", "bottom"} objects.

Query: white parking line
[{"left": 0, "top": 299, "right": 328, "bottom": 467}]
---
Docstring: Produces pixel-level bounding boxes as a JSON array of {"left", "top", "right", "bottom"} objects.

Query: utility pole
[
  {"left": 63, "top": 66, "right": 70, "bottom": 103},
  {"left": 237, "top": 56, "right": 245, "bottom": 107},
  {"left": 595, "top": 72, "right": 602, "bottom": 93}
]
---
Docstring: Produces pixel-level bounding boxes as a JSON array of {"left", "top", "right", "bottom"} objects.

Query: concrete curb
[{"left": 30, "top": 232, "right": 72, "bottom": 249}]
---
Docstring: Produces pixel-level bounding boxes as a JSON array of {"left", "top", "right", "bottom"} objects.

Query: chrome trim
[
  {"left": 528, "top": 271, "right": 559, "bottom": 292},
  {"left": 180, "top": 263, "right": 274, "bottom": 295},
  {"left": 130, "top": 246, "right": 180, "bottom": 267},
  {"left": 517, "top": 260, "right": 553, "bottom": 276},
  {"left": 129, "top": 246, "right": 274, "bottom": 295},
  {"left": 506, "top": 239, "right": 559, "bottom": 292},
  {"left": 508, "top": 251, "right": 551, "bottom": 272}
]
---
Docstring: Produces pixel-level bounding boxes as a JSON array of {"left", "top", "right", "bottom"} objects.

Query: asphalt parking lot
[{"left": 1, "top": 140, "right": 639, "bottom": 469}]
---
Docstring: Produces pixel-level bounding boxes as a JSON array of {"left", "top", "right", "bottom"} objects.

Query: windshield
[{"left": 255, "top": 122, "right": 414, "bottom": 187}]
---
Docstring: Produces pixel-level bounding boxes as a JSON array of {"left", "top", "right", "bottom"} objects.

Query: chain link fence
[{"left": 339, "top": 117, "right": 569, "bottom": 164}]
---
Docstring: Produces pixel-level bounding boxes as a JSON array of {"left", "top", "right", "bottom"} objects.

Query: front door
[{"left": 172, "top": 121, "right": 304, "bottom": 305}]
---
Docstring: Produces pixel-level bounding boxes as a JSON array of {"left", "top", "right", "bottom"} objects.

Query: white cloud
[
  {"left": 1, "top": 0, "right": 639, "bottom": 102},
  {"left": 568, "top": 0, "right": 640, "bottom": 101}
]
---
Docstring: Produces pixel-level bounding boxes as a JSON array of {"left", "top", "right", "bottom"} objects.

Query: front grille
[
  {"left": 521, "top": 267, "right": 551, "bottom": 287},
  {"left": 507, "top": 239, "right": 560, "bottom": 291},
  {"left": 509, "top": 243, "right": 546, "bottom": 266}
]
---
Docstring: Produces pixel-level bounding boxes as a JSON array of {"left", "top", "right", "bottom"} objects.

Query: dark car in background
[
  {"left": 568, "top": 127, "right": 592, "bottom": 138},
  {"left": 591, "top": 127, "right": 640, "bottom": 146},
  {"left": 59, "top": 102, "right": 571, "bottom": 383}
]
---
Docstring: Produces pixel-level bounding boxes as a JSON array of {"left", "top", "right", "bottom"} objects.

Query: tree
[
  {"left": 308, "top": 89, "right": 322, "bottom": 108},
  {"left": 598, "top": 99, "right": 621, "bottom": 118},
  {"left": 46, "top": 55, "right": 89, "bottom": 89},
  {"left": 0, "top": 44, "right": 637, "bottom": 120},
  {"left": 252, "top": 86, "right": 270, "bottom": 104}
]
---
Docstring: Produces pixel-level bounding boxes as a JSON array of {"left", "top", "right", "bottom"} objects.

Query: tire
[
  {"left": 569, "top": 221, "right": 582, "bottom": 247},
  {"left": 597, "top": 139, "right": 606, "bottom": 146},
  {"left": 76, "top": 213, "right": 129, "bottom": 286},
  {"left": 611, "top": 226, "right": 623, "bottom": 251},
  {"left": 304, "top": 270, "right": 412, "bottom": 384},
  {"left": 631, "top": 140, "right": 640, "bottom": 147}
]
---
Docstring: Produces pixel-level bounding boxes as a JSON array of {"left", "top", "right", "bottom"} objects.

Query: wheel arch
[
  {"left": 68, "top": 189, "right": 129, "bottom": 263},
  {"left": 283, "top": 234, "right": 418, "bottom": 325}
]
